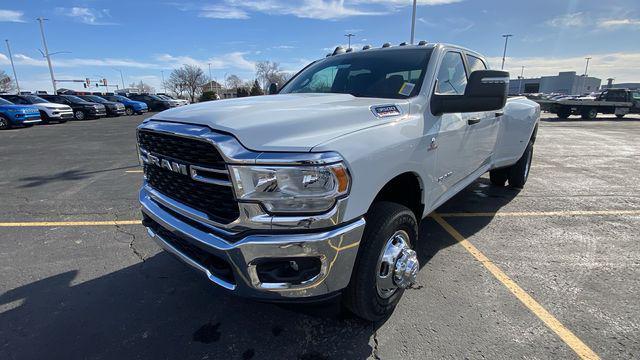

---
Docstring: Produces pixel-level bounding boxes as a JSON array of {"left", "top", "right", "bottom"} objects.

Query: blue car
[
  {"left": 0, "top": 97, "right": 42, "bottom": 130},
  {"left": 100, "top": 94, "right": 148, "bottom": 115}
]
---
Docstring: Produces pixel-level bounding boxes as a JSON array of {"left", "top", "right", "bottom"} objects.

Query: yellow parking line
[
  {"left": 439, "top": 210, "right": 640, "bottom": 218},
  {"left": 125, "top": 170, "right": 143, "bottom": 173},
  {"left": 0, "top": 220, "right": 142, "bottom": 227},
  {"left": 431, "top": 213, "right": 600, "bottom": 360}
]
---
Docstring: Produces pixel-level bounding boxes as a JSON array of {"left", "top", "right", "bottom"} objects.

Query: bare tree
[
  {"left": 0, "top": 70, "right": 16, "bottom": 93},
  {"left": 128, "top": 80, "right": 154, "bottom": 93},
  {"left": 255, "top": 61, "right": 289, "bottom": 90},
  {"left": 225, "top": 74, "right": 243, "bottom": 90},
  {"left": 167, "top": 65, "right": 207, "bottom": 103}
]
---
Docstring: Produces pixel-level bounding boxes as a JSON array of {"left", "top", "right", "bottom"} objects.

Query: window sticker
[{"left": 398, "top": 82, "right": 415, "bottom": 96}]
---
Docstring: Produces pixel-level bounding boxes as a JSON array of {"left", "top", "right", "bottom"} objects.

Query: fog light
[{"left": 255, "top": 257, "right": 321, "bottom": 285}]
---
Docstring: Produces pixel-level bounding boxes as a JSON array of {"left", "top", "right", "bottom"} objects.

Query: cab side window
[
  {"left": 435, "top": 52, "right": 468, "bottom": 95},
  {"left": 466, "top": 55, "right": 487, "bottom": 74}
]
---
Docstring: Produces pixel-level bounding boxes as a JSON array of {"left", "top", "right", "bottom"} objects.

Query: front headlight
[{"left": 229, "top": 163, "right": 350, "bottom": 214}]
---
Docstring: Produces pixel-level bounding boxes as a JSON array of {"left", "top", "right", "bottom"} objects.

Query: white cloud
[
  {"left": 57, "top": 7, "right": 118, "bottom": 25},
  {"left": 234, "top": 0, "right": 384, "bottom": 20},
  {"left": 488, "top": 52, "right": 640, "bottom": 83},
  {"left": 598, "top": 18, "right": 640, "bottom": 29},
  {"left": 0, "top": 9, "right": 25, "bottom": 22},
  {"left": 354, "top": 0, "right": 462, "bottom": 6},
  {"left": 545, "top": 12, "right": 586, "bottom": 28},
  {"left": 3, "top": 53, "right": 156, "bottom": 68},
  {"left": 199, "top": 5, "right": 249, "bottom": 19},
  {"left": 155, "top": 52, "right": 256, "bottom": 71}
]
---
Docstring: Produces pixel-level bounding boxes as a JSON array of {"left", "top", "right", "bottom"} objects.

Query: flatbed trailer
[{"left": 541, "top": 88, "right": 640, "bottom": 119}]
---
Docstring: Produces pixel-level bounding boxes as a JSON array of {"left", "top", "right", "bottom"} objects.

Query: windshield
[
  {"left": 25, "top": 95, "right": 49, "bottom": 103},
  {"left": 0, "top": 98, "right": 13, "bottom": 106},
  {"left": 280, "top": 48, "right": 432, "bottom": 99},
  {"left": 158, "top": 95, "right": 171, "bottom": 100},
  {"left": 64, "top": 95, "right": 91, "bottom": 104},
  {"left": 149, "top": 95, "right": 164, "bottom": 101},
  {"left": 83, "top": 96, "right": 108, "bottom": 103}
]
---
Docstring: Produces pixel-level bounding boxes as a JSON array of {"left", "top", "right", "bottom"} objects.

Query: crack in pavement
[
  {"left": 372, "top": 325, "right": 381, "bottom": 360},
  {"left": 114, "top": 213, "right": 146, "bottom": 262}
]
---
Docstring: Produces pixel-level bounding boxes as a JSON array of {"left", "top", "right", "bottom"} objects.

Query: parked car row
[{"left": 0, "top": 91, "right": 192, "bottom": 130}]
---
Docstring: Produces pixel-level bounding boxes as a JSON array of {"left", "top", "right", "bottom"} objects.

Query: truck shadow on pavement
[
  {"left": 17, "top": 165, "right": 140, "bottom": 188},
  {"left": 0, "top": 178, "right": 518, "bottom": 360}
]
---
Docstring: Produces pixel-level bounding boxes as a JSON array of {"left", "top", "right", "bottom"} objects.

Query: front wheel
[
  {"left": 616, "top": 114, "right": 625, "bottom": 119},
  {"left": 39, "top": 111, "right": 50, "bottom": 124},
  {"left": 125, "top": 107, "right": 134, "bottom": 116},
  {"left": 74, "top": 110, "right": 86, "bottom": 120},
  {"left": 0, "top": 115, "right": 11, "bottom": 130},
  {"left": 342, "top": 202, "right": 419, "bottom": 321}
]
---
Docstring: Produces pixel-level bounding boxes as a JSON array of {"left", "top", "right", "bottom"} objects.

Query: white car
[
  {"left": 158, "top": 94, "right": 188, "bottom": 106},
  {"left": 0, "top": 94, "right": 74, "bottom": 123},
  {"left": 136, "top": 43, "right": 539, "bottom": 320}
]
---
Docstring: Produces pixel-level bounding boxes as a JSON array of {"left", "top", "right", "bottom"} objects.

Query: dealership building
[{"left": 508, "top": 71, "right": 601, "bottom": 95}]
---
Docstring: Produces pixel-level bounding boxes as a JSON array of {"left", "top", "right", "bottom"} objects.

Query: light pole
[
  {"left": 113, "top": 68, "right": 125, "bottom": 89},
  {"left": 208, "top": 63, "right": 213, "bottom": 92},
  {"left": 410, "top": 0, "right": 417, "bottom": 44},
  {"left": 4, "top": 39, "right": 20, "bottom": 93},
  {"left": 37, "top": 17, "right": 57, "bottom": 94},
  {"left": 584, "top": 57, "right": 592, "bottom": 76},
  {"left": 161, "top": 70, "right": 166, "bottom": 93},
  {"left": 500, "top": 34, "right": 513, "bottom": 70},
  {"left": 344, "top": 33, "right": 355, "bottom": 50},
  {"left": 519, "top": 66, "right": 525, "bottom": 94}
]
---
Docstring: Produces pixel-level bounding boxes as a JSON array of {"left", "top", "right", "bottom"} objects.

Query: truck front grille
[
  {"left": 138, "top": 129, "right": 239, "bottom": 224},
  {"left": 138, "top": 129, "right": 225, "bottom": 169}
]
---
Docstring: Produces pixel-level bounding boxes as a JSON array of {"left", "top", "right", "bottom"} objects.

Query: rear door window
[{"left": 435, "top": 51, "right": 468, "bottom": 95}]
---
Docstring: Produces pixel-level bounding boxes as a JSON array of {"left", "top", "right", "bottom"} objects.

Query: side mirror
[
  {"left": 431, "top": 70, "right": 509, "bottom": 115},
  {"left": 268, "top": 83, "right": 278, "bottom": 95}
]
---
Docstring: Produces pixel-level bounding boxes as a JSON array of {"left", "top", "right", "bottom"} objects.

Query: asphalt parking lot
[{"left": 1, "top": 112, "right": 639, "bottom": 360}]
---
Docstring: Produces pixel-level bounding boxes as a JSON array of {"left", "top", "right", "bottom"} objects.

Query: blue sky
[{"left": 1, "top": 0, "right": 639, "bottom": 92}]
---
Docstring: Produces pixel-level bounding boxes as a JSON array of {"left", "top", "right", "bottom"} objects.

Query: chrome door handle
[{"left": 468, "top": 118, "right": 481, "bottom": 125}]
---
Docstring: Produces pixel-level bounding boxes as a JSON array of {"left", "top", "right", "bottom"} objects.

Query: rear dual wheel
[{"left": 490, "top": 141, "right": 534, "bottom": 189}]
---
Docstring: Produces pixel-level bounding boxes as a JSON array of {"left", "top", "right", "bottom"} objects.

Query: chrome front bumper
[{"left": 140, "top": 186, "right": 365, "bottom": 300}]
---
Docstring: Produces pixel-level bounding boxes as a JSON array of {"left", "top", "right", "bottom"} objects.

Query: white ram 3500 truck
[{"left": 137, "top": 43, "right": 539, "bottom": 321}]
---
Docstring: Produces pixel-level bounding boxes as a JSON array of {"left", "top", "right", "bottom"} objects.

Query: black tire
[
  {"left": 125, "top": 107, "right": 134, "bottom": 116},
  {"left": 0, "top": 115, "right": 11, "bottom": 130},
  {"left": 616, "top": 114, "right": 625, "bottom": 119},
  {"left": 38, "top": 111, "right": 50, "bottom": 124},
  {"left": 508, "top": 141, "right": 534, "bottom": 189},
  {"left": 556, "top": 107, "right": 571, "bottom": 119},
  {"left": 489, "top": 168, "right": 508, "bottom": 186},
  {"left": 581, "top": 108, "right": 597, "bottom": 120},
  {"left": 74, "top": 110, "right": 86, "bottom": 120},
  {"left": 342, "top": 202, "right": 418, "bottom": 322}
]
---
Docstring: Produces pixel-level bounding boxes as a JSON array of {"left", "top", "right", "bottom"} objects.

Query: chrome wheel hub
[{"left": 376, "top": 230, "right": 419, "bottom": 298}]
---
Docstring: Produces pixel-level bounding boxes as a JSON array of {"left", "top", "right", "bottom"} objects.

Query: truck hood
[{"left": 152, "top": 93, "right": 409, "bottom": 151}]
